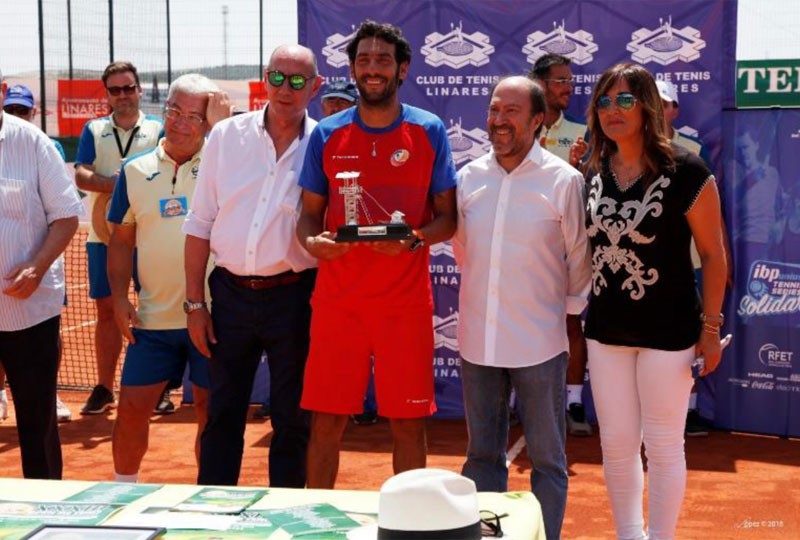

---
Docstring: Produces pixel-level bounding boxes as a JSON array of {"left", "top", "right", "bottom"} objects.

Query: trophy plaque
[{"left": 334, "top": 171, "right": 414, "bottom": 243}]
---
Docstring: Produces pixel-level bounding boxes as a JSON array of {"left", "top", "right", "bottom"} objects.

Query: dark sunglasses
[
  {"left": 3, "top": 105, "right": 32, "bottom": 116},
  {"left": 267, "top": 70, "right": 314, "bottom": 91},
  {"left": 597, "top": 92, "right": 637, "bottom": 111},
  {"left": 106, "top": 84, "right": 138, "bottom": 96}
]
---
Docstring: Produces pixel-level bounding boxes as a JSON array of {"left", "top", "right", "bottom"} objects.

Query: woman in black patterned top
[{"left": 582, "top": 63, "right": 726, "bottom": 540}]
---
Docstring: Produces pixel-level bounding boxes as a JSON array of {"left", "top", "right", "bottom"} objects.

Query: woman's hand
[{"left": 695, "top": 329, "right": 722, "bottom": 376}]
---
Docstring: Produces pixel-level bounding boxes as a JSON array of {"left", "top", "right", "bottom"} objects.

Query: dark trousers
[
  {"left": 0, "top": 316, "right": 62, "bottom": 479},
  {"left": 197, "top": 267, "right": 315, "bottom": 487}
]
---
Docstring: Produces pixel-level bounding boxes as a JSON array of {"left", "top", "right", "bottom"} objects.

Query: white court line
[
  {"left": 506, "top": 435, "right": 526, "bottom": 468},
  {"left": 63, "top": 320, "right": 97, "bottom": 332}
]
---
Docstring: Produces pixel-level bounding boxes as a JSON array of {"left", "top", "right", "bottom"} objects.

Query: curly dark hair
[
  {"left": 346, "top": 20, "right": 412, "bottom": 66},
  {"left": 585, "top": 63, "right": 674, "bottom": 188}
]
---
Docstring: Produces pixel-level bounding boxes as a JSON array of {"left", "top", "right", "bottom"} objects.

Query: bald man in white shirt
[{"left": 454, "top": 76, "right": 591, "bottom": 540}]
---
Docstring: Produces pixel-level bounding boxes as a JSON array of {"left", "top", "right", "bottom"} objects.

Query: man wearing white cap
[{"left": 656, "top": 80, "right": 711, "bottom": 165}]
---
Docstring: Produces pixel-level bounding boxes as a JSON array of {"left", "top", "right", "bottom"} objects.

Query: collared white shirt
[
  {"left": 454, "top": 142, "right": 591, "bottom": 368},
  {"left": 0, "top": 113, "right": 84, "bottom": 331},
  {"left": 184, "top": 107, "right": 318, "bottom": 276}
]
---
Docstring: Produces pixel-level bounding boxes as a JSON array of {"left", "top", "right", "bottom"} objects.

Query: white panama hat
[{"left": 347, "top": 468, "right": 493, "bottom": 540}]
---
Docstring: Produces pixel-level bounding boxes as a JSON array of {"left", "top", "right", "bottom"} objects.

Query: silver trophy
[{"left": 334, "top": 171, "right": 413, "bottom": 243}]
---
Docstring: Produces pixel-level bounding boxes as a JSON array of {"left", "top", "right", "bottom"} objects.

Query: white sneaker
[
  {"left": 56, "top": 396, "right": 72, "bottom": 423},
  {"left": 0, "top": 392, "right": 8, "bottom": 422}
]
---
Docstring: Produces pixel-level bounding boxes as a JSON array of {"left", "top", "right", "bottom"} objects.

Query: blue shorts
[
  {"left": 121, "top": 328, "right": 209, "bottom": 389},
  {"left": 86, "top": 242, "right": 140, "bottom": 299}
]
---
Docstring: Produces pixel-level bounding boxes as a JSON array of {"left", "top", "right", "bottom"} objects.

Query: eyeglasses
[
  {"left": 3, "top": 105, "right": 33, "bottom": 116},
  {"left": 106, "top": 84, "right": 138, "bottom": 96},
  {"left": 479, "top": 510, "right": 508, "bottom": 538},
  {"left": 543, "top": 77, "right": 575, "bottom": 85},
  {"left": 267, "top": 70, "right": 314, "bottom": 91},
  {"left": 164, "top": 106, "right": 205, "bottom": 126},
  {"left": 597, "top": 92, "right": 637, "bottom": 111}
]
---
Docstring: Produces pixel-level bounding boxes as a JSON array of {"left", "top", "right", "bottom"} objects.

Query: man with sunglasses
[
  {"left": 184, "top": 44, "right": 321, "bottom": 488},
  {"left": 529, "top": 53, "right": 593, "bottom": 438},
  {"left": 297, "top": 20, "right": 457, "bottom": 489},
  {"left": 0, "top": 67, "right": 83, "bottom": 479},
  {"left": 75, "top": 61, "right": 164, "bottom": 417},
  {"left": 107, "top": 74, "right": 230, "bottom": 483},
  {"left": 528, "top": 54, "right": 588, "bottom": 169}
]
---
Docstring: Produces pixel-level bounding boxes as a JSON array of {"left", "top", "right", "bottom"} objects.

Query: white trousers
[{"left": 587, "top": 339, "right": 695, "bottom": 540}]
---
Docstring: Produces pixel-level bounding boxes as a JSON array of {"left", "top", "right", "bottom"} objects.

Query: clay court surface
[{"left": 0, "top": 392, "right": 797, "bottom": 539}]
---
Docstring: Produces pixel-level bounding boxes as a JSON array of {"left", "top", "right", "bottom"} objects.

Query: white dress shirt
[
  {"left": 454, "top": 142, "right": 591, "bottom": 368},
  {"left": 0, "top": 113, "right": 84, "bottom": 331},
  {"left": 184, "top": 107, "right": 317, "bottom": 276}
]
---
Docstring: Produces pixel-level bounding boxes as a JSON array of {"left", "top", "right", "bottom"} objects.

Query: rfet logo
[
  {"left": 447, "top": 117, "right": 491, "bottom": 166},
  {"left": 323, "top": 25, "right": 357, "bottom": 68},
  {"left": 627, "top": 16, "right": 706, "bottom": 66},
  {"left": 758, "top": 343, "right": 793, "bottom": 369},
  {"left": 421, "top": 21, "right": 494, "bottom": 69},
  {"left": 523, "top": 19, "right": 598, "bottom": 66}
]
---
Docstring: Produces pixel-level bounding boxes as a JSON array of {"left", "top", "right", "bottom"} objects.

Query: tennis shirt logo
[
  {"left": 145, "top": 171, "right": 161, "bottom": 182},
  {"left": 390, "top": 149, "right": 410, "bottom": 167}
]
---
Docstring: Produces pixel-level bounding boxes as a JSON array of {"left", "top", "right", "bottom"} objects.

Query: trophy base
[{"left": 335, "top": 223, "right": 413, "bottom": 243}]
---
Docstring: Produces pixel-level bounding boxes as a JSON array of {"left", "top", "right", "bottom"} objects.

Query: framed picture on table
[{"left": 22, "top": 524, "right": 165, "bottom": 539}]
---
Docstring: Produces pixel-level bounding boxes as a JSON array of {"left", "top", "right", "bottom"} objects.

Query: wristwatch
[
  {"left": 183, "top": 300, "right": 207, "bottom": 314},
  {"left": 409, "top": 229, "right": 426, "bottom": 252}
]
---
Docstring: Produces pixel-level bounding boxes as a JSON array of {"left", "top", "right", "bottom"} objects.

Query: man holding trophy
[{"left": 297, "top": 20, "right": 457, "bottom": 488}]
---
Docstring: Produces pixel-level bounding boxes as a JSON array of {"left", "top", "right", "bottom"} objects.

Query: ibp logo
[
  {"left": 323, "top": 26, "right": 356, "bottom": 68},
  {"left": 758, "top": 343, "right": 793, "bottom": 369},
  {"left": 523, "top": 19, "right": 598, "bottom": 66},
  {"left": 627, "top": 16, "right": 706, "bottom": 65},
  {"left": 447, "top": 117, "right": 491, "bottom": 166},
  {"left": 421, "top": 21, "right": 494, "bottom": 69}
]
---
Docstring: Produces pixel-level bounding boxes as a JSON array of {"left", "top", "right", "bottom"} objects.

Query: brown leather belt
[{"left": 218, "top": 267, "right": 301, "bottom": 290}]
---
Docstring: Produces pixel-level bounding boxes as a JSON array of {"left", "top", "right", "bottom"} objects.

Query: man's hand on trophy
[
  {"left": 369, "top": 239, "right": 412, "bottom": 256},
  {"left": 307, "top": 231, "right": 352, "bottom": 260}
]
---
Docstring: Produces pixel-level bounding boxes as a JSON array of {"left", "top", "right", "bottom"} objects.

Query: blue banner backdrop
[
  {"left": 298, "top": 0, "right": 737, "bottom": 418},
  {"left": 709, "top": 109, "right": 800, "bottom": 438}
]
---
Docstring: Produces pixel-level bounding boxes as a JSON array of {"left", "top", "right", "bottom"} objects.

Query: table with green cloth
[{"left": 0, "top": 478, "right": 545, "bottom": 539}]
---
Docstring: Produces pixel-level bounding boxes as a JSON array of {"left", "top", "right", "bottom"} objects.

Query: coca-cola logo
[{"left": 750, "top": 380, "right": 775, "bottom": 391}]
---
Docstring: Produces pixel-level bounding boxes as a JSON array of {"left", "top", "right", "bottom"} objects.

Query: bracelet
[
  {"left": 702, "top": 323, "right": 720, "bottom": 334},
  {"left": 700, "top": 313, "right": 724, "bottom": 325}
]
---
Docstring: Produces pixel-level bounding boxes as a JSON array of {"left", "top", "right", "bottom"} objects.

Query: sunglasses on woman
[
  {"left": 597, "top": 92, "right": 637, "bottom": 111},
  {"left": 267, "top": 70, "right": 314, "bottom": 91}
]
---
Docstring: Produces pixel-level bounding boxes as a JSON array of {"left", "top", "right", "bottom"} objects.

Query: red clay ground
[{"left": 1, "top": 391, "right": 798, "bottom": 539}]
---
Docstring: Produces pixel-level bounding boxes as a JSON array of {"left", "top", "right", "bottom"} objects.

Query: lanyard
[{"left": 112, "top": 125, "right": 140, "bottom": 158}]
